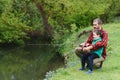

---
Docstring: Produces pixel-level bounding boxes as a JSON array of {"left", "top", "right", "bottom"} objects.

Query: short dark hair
[
  {"left": 94, "top": 29, "right": 103, "bottom": 37},
  {"left": 93, "top": 18, "right": 102, "bottom": 25}
]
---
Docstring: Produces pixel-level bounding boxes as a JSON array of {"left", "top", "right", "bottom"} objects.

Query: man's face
[{"left": 93, "top": 21, "right": 101, "bottom": 30}]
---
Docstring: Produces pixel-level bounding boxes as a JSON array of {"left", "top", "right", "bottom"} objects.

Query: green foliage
[
  {"left": 100, "top": 0, "right": 120, "bottom": 22},
  {"left": 0, "top": 0, "right": 41, "bottom": 45},
  {"left": 0, "top": 12, "right": 31, "bottom": 44},
  {"left": 0, "top": 0, "right": 5, "bottom": 15},
  {"left": 0, "top": 0, "right": 120, "bottom": 45},
  {"left": 46, "top": 0, "right": 108, "bottom": 27},
  {"left": 12, "top": 0, "right": 43, "bottom": 28}
]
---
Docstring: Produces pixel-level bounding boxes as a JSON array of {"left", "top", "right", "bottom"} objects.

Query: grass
[{"left": 47, "top": 23, "right": 120, "bottom": 80}]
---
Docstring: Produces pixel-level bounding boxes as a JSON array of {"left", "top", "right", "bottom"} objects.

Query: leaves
[
  {"left": 0, "top": 0, "right": 120, "bottom": 45},
  {"left": 0, "top": 12, "right": 31, "bottom": 44}
]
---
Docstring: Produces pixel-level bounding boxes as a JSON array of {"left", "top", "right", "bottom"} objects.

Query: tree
[{"left": 34, "top": 0, "right": 54, "bottom": 38}]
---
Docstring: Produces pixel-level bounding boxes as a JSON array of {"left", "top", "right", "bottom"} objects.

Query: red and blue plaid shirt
[{"left": 86, "top": 29, "right": 108, "bottom": 59}]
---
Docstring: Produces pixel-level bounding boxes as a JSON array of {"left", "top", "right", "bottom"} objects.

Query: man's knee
[
  {"left": 75, "top": 47, "right": 83, "bottom": 58},
  {"left": 93, "top": 57, "right": 104, "bottom": 64},
  {"left": 93, "top": 57, "right": 104, "bottom": 67}
]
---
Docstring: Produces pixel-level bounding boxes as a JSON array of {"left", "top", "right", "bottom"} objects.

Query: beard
[{"left": 94, "top": 27, "right": 101, "bottom": 30}]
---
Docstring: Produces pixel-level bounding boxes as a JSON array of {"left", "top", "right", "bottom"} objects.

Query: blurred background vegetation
[{"left": 0, "top": 0, "right": 120, "bottom": 45}]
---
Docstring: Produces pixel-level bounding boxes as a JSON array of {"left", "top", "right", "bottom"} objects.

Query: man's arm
[
  {"left": 79, "top": 32, "right": 93, "bottom": 47},
  {"left": 82, "top": 32, "right": 93, "bottom": 52},
  {"left": 86, "top": 32, "right": 93, "bottom": 44},
  {"left": 83, "top": 45, "right": 92, "bottom": 52}
]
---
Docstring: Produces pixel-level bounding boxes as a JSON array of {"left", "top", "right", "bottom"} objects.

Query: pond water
[{"left": 0, "top": 45, "right": 64, "bottom": 80}]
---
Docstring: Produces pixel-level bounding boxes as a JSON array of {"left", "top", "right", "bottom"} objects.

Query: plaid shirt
[{"left": 86, "top": 29, "right": 108, "bottom": 59}]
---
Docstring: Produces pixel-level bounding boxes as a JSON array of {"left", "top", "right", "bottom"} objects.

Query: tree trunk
[{"left": 34, "top": 0, "right": 54, "bottom": 38}]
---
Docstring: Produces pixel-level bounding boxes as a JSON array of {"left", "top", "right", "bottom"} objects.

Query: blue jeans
[{"left": 81, "top": 53, "right": 99, "bottom": 71}]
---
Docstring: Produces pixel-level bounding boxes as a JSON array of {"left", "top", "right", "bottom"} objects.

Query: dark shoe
[
  {"left": 79, "top": 68, "right": 85, "bottom": 71},
  {"left": 87, "top": 70, "right": 92, "bottom": 74}
]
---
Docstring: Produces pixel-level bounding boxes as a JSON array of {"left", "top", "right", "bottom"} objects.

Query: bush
[{"left": 0, "top": 12, "right": 31, "bottom": 45}]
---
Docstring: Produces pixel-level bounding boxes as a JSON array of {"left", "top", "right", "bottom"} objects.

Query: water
[{"left": 0, "top": 45, "right": 64, "bottom": 80}]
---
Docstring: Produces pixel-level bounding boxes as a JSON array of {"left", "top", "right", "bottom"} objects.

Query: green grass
[{"left": 48, "top": 23, "right": 120, "bottom": 80}]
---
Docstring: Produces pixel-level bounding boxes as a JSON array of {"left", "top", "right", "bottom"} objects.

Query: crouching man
[{"left": 75, "top": 18, "right": 108, "bottom": 69}]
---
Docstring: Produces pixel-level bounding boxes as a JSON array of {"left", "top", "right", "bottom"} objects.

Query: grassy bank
[{"left": 46, "top": 23, "right": 120, "bottom": 80}]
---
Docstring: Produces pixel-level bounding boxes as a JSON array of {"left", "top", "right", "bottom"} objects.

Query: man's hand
[
  {"left": 79, "top": 42, "right": 85, "bottom": 47},
  {"left": 83, "top": 46, "right": 93, "bottom": 52},
  {"left": 83, "top": 47, "right": 90, "bottom": 52},
  {"left": 75, "top": 47, "right": 82, "bottom": 50},
  {"left": 85, "top": 43, "right": 90, "bottom": 47}
]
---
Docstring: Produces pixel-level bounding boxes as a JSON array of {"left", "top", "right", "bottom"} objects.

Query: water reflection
[{"left": 0, "top": 45, "right": 63, "bottom": 80}]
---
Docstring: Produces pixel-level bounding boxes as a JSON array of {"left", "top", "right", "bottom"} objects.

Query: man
[{"left": 75, "top": 18, "right": 108, "bottom": 67}]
